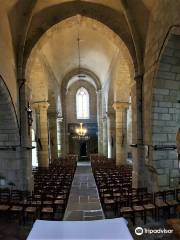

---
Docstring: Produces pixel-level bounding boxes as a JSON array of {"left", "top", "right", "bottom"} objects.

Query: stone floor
[{"left": 64, "top": 161, "right": 104, "bottom": 221}]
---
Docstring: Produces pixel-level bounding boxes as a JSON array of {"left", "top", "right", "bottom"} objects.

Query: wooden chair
[
  {"left": 40, "top": 200, "right": 54, "bottom": 220},
  {"left": 10, "top": 205, "right": 24, "bottom": 224},
  {"left": 164, "top": 190, "right": 179, "bottom": 217},
  {"left": 131, "top": 195, "right": 145, "bottom": 224},
  {"left": 0, "top": 188, "right": 10, "bottom": 204},
  {"left": 142, "top": 193, "right": 156, "bottom": 223},
  {"left": 23, "top": 196, "right": 37, "bottom": 224},
  {"left": 120, "top": 206, "right": 134, "bottom": 225},
  {"left": 176, "top": 188, "right": 180, "bottom": 202},
  {"left": 154, "top": 191, "right": 168, "bottom": 220}
]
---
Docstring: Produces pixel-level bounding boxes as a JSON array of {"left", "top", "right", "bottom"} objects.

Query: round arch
[
  {"left": 0, "top": 76, "right": 21, "bottom": 188},
  {"left": 61, "top": 68, "right": 101, "bottom": 92}
]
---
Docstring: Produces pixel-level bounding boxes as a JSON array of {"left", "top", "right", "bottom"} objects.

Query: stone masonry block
[
  {"left": 171, "top": 66, "right": 180, "bottom": 73},
  {"left": 159, "top": 102, "right": 172, "bottom": 108},
  {"left": 173, "top": 160, "right": 179, "bottom": 168},
  {"left": 152, "top": 133, "right": 167, "bottom": 142},
  {"left": 153, "top": 120, "right": 167, "bottom": 126},
  {"left": 162, "top": 126, "right": 176, "bottom": 133},
  {"left": 159, "top": 113, "right": 171, "bottom": 121},
  {"left": 170, "top": 169, "right": 180, "bottom": 177},
  {"left": 153, "top": 107, "right": 168, "bottom": 113},
  {"left": 164, "top": 80, "right": 180, "bottom": 89},
  {"left": 158, "top": 175, "right": 169, "bottom": 187},
  {"left": 157, "top": 71, "right": 176, "bottom": 80},
  {"left": 159, "top": 63, "right": 171, "bottom": 71},
  {"left": 154, "top": 88, "right": 169, "bottom": 95},
  {"left": 0, "top": 134, "right": 8, "bottom": 141},
  {"left": 174, "top": 50, "right": 180, "bottom": 57},
  {"left": 162, "top": 56, "right": 179, "bottom": 65},
  {"left": 153, "top": 151, "right": 168, "bottom": 160},
  {"left": 168, "top": 134, "right": 176, "bottom": 142}
]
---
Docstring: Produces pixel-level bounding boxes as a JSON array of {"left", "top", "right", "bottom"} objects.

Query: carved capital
[
  {"left": 32, "top": 101, "right": 49, "bottom": 111},
  {"left": 113, "top": 102, "right": 129, "bottom": 111}
]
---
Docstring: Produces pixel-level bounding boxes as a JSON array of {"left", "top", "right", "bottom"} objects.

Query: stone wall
[
  {"left": 142, "top": 1, "right": 180, "bottom": 190},
  {"left": 0, "top": 77, "right": 22, "bottom": 189},
  {"left": 151, "top": 34, "right": 180, "bottom": 189}
]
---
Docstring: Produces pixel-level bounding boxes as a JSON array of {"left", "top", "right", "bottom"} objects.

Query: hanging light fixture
[
  {"left": 75, "top": 123, "right": 88, "bottom": 136},
  {"left": 77, "top": 22, "right": 81, "bottom": 79}
]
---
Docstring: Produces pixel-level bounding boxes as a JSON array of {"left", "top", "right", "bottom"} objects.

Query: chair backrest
[
  {"left": 154, "top": 191, "right": 165, "bottom": 202},
  {"left": 142, "top": 193, "right": 153, "bottom": 204},
  {"left": 164, "top": 189, "right": 175, "bottom": 201},
  {"left": 176, "top": 188, "right": 180, "bottom": 201}
]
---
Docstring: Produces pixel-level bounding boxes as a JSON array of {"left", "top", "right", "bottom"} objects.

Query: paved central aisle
[{"left": 63, "top": 161, "right": 104, "bottom": 221}]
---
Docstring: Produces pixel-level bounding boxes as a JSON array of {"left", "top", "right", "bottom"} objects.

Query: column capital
[
  {"left": 32, "top": 101, "right": 49, "bottom": 111},
  {"left": 113, "top": 102, "right": 129, "bottom": 111}
]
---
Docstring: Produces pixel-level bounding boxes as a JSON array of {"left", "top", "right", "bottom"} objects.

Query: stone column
[
  {"left": 132, "top": 75, "right": 147, "bottom": 188},
  {"left": 113, "top": 102, "right": 129, "bottom": 166},
  {"left": 59, "top": 118, "right": 66, "bottom": 157},
  {"left": 102, "top": 116, "right": 108, "bottom": 157},
  {"left": 18, "top": 81, "right": 33, "bottom": 191},
  {"left": 48, "top": 113, "right": 58, "bottom": 161},
  {"left": 97, "top": 90, "right": 103, "bottom": 154},
  {"left": 107, "top": 112, "right": 114, "bottom": 158},
  {"left": 34, "top": 102, "right": 49, "bottom": 167}
]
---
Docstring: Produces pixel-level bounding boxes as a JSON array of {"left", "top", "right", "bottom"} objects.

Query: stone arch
[
  {"left": 151, "top": 28, "right": 180, "bottom": 190},
  {"left": 0, "top": 76, "right": 19, "bottom": 146},
  {"left": 0, "top": 76, "right": 22, "bottom": 188},
  {"left": 23, "top": 1, "right": 139, "bottom": 76},
  {"left": 61, "top": 68, "right": 101, "bottom": 92}
]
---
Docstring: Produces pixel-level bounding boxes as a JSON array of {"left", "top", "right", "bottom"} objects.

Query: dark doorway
[{"left": 80, "top": 141, "right": 87, "bottom": 156}]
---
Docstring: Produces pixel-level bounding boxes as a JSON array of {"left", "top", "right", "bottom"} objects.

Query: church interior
[{"left": 0, "top": 0, "right": 180, "bottom": 239}]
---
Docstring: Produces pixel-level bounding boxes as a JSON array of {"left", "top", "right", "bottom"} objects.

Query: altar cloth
[{"left": 27, "top": 218, "right": 133, "bottom": 240}]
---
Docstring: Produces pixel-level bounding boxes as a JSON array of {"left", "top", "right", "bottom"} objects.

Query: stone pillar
[
  {"left": 102, "top": 116, "right": 108, "bottom": 157},
  {"left": 60, "top": 118, "right": 66, "bottom": 157},
  {"left": 107, "top": 112, "right": 114, "bottom": 158},
  {"left": 48, "top": 113, "right": 58, "bottom": 162},
  {"left": 132, "top": 75, "right": 147, "bottom": 188},
  {"left": 34, "top": 102, "right": 49, "bottom": 167},
  {"left": 97, "top": 90, "right": 103, "bottom": 154},
  {"left": 113, "top": 102, "right": 129, "bottom": 166},
  {"left": 18, "top": 81, "right": 33, "bottom": 191}
]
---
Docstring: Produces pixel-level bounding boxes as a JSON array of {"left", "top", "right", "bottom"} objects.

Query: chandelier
[{"left": 75, "top": 123, "right": 87, "bottom": 136}]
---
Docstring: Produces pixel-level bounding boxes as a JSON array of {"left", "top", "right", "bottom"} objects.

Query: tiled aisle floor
[{"left": 63, "top": 161, "right": 104, "bottom": 221}]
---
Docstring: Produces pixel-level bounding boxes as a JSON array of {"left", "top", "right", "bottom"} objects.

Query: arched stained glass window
[{"left": 76, "top": 87, "right": 89, "bottom": 119}]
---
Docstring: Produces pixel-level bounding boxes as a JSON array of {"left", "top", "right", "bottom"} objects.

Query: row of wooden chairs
[
  {"left": 0, "top": 192, "right": 67, "bottom": 224},
  {"left": 92, "top": 161, "right": 180, "bottom": 225},
  {"left": 99, "top": 187, "right": 180, "bottom": 224},
  {"left": 0, "top": 158, "right": 76, "bottom": 225}
]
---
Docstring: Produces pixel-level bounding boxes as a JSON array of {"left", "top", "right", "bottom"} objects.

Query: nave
[{"left": 0, "top": 1, "right": 180, "bottom": 239}]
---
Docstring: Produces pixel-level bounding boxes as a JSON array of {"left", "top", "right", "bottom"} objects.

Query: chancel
[{"left": 0, "top": 1, "right": 180, "bottom": 239}]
